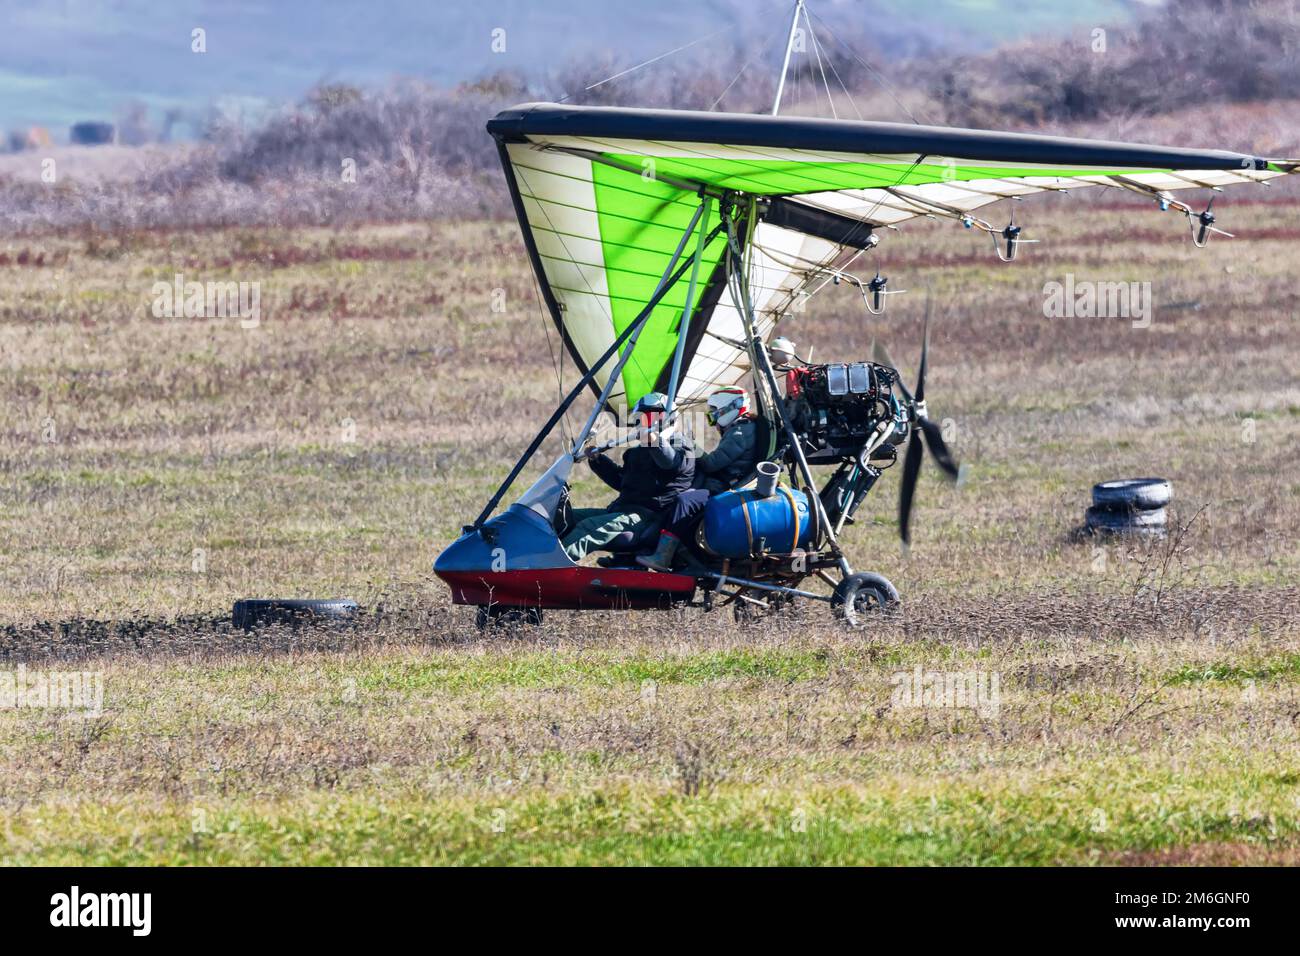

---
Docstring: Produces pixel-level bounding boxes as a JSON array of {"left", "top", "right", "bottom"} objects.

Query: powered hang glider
[{"left": 434, "top": 99, "right": 1299, "bottom": 628}]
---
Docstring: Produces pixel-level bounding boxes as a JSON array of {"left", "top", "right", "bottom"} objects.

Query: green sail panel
[
  {"left": 605, "top": 155, "right": 1163, "bottom": 196},
  {"left": 590, "top": 160, "right": 726, "bottom": 405}
]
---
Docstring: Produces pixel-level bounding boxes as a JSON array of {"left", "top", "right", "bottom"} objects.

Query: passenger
[
  {"left": 637, "top": 387, "right": 759, "bottom": 571},
  {"left": 562, "top": 392, "right": 694, "bottom": 562},
  {"left": 770, "top": 336, "right": 801, "bottom": 371}
]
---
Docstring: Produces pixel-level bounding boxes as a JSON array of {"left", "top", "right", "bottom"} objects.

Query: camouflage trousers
[{"left": 561, "top": 507, "right": 652, "bottom": 561}]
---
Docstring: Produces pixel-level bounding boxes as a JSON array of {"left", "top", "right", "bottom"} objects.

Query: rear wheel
[
  {"left": 475, "top": 605, "right": 544, "bottom": 630},
  {"left": 831, "top": 573, "right": 899, "bottom": 628}
]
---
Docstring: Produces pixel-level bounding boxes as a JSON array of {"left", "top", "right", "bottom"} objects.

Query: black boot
[{"left": 636, "top": 532, "right": 680, "bottom": 571}]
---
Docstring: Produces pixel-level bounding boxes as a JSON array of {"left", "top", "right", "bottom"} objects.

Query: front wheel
[
  {"left": 831, "top": 572, "right": 899, "bottom": 628},
  {"left": 475, "top": 605, "right": 544, "bottom": 630}
]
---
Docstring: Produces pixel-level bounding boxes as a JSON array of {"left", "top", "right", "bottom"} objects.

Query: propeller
[
  {"left": 1192, "top": 197, "right": 1234, "bottom": 247},
  {"left": 994, "top": 214, "right": 1038, "bottom": 261},
  {"left": 858, "top": 271, "right": 906, "bottom": 315},
  {"left": 873, "top": 300, "right": 962, "bottom": 546}
]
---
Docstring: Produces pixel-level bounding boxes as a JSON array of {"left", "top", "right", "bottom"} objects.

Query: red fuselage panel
[{"left": 436, "top": 567, "right": 697, "bottom": 610}]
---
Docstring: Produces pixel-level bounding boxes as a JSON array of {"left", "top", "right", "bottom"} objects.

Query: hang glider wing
[{"left": 489, "top": 103, "right": 1299, "bottom": 415}]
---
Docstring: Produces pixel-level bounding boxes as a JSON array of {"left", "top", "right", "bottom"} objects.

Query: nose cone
[
  {"left": 433, "top": 504, "right": 572, "bottom": 579},
  {"left": 434, "top": 528, "right": 492, "bottom": 576}
]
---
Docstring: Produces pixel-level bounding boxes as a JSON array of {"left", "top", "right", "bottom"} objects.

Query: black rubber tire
[
  {"left": 1085, "top": 505, "right": 1168, "bottom": 535},
  {"left": 1092, "top": 478, "right": 1172, "bottom": 511},
  {"left": 475, "top": 605, "right": 544, "bottom": 630},
  {"left": 831, "top": 572, "right": 900, "bottom": 628},
  {"left": 233, "top": 598, "right": 359, "bottom": 631}
]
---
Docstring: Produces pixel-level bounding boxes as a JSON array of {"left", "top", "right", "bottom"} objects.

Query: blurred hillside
[
  {"left": 1, "top": 0, "right": 1297, "bottom": 234},
  {"left": 0, "top": 0, "right": 1136, "bottom": 133}
]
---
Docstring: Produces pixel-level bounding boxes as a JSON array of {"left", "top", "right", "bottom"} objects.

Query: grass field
[{"left": 2, "top": 195, "right": 1298, "bottom": 864}]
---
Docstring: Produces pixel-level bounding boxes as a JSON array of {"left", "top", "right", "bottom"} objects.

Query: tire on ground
[
  {"left": 1092, "top": 478, "right": 1172, "bottom": 511},
  {"left": 233, "top": 598, "right": 359, "bottom": 631},
  {"left": 1085, "top": 505, "right": 1168, "bottom": 535}
]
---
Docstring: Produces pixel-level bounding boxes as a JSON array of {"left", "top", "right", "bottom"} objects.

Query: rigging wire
[
  {"left": 769, "top": 155, "right": 926, "bottom": 321},
  {"left": 859, "top": 156, "right": 926, "bottom": 236},
  {"left": 558, "top": 26, "right": 735, "bottom": 102},
  {"left": 806, "top": 7, "right": 863, "bottom": 120},
  {"left": 822, "top": 48, "right": 863, "bottom": 121},
  {"left": 528, "top": 262, "right": 571, "bottom": 444},
  {"left": 803, "top": 3, "right": 838, "bottom": 120},
  {"left": 805, "top": 5, "right": 930, "bottom": 126},
  {"left": 710, "top": 15, "right": 793, "bottom": 111}
]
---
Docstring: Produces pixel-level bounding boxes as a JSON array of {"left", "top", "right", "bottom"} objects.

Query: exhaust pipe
[{"left": 755, "top": 460, "right": 781, "bottom": 497}]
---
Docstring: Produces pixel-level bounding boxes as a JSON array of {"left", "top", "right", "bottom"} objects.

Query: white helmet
[
  {"left": 631, "top": 391, "right": 669, "bottom": 433},
  {"left": 707, "top": 387, "right": 749, "bottom": 429},
  {"left": 770, "top": 336, "right": 798, "bottom": 367}
]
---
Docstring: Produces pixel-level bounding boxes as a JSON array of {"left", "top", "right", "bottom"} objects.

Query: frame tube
[{"left": 665, "top": 196, "right": 712, "bottom": 415}]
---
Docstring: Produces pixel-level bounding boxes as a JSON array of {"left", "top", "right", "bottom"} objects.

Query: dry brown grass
[{"left": 1, "top": 192, "right": 1298, "bottom": 863}]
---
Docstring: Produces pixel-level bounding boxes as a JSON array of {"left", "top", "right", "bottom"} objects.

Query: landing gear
[
  {"left": 475, "top": 605, "right": 544, "bottom": 630},
  {"left": 831, "top": 572, "right": 899, "bottom": 628},
  {"left": 732, "top": 588, "right": 797, "bottom": 625}
]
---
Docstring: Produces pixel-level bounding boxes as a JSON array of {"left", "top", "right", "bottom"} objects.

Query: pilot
[
  {"left": 637, "top": 386, "right": 759, "bottom": 571},
  {"left": 562, "top": 392, "right": 695, "bottom": 562}
]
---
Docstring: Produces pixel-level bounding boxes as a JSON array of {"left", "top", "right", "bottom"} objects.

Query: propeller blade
[
  {"left": 915, "top": 321, "right": 929, "bottom": 403},
  {"left": 898, "top": 429, "right": 924, "bottom": 545},
  {"left": 914, "top": 294, "right": 933, "bottom": 404},
  {"left": 918, "top": 417, "right": 960, "bottom": 481}
]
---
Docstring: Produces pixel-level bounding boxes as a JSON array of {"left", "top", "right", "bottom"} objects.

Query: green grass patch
[
  {"left": 358, "top": 647, "right": 834, "bottom": 692},
  {"left": 8, "top": 754, "right": 1298, "bottom": 865},
  {"left": 1166, "top": 653, "right": 1300, "bottom": 686}
]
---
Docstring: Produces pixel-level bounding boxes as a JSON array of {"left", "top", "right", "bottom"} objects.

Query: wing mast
[{"left": 772, "top": 0, "right": 805, "bottom": 116}]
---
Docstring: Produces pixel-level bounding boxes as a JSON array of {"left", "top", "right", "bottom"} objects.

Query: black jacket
[
  {"left": 588, "top": 433, "right": 695, "bottom": 513},
  {"left": 693, "top": 418, "right": 760, "bottom": 494}
]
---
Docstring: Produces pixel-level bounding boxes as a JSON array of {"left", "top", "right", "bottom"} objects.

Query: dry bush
[
  {"left": 925, "top": 0, "right": 1300, "bottom": 127},
  {"left": 0, "top": 81, "right": 516, "bottom": 234}
]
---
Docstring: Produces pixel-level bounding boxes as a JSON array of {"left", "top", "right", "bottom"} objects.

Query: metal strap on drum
[{"left": 777, "top": 485, "right": 800, "bottom": 555}]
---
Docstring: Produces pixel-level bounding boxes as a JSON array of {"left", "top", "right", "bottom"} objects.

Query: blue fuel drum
[{"left": 701, "top": 487, "right": 814, "bottom": 558}]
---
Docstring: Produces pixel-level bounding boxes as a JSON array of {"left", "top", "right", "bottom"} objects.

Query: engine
[{"left": 785, "top": 361, "right": 902, "bottom": 455}]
